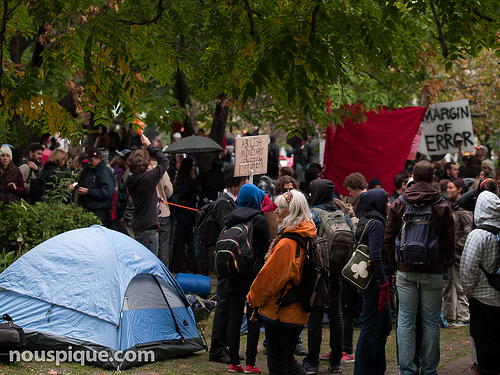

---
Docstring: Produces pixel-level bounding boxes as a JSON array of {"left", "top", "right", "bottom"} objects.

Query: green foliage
[
  {"left": 1, "top": 0, "right": 500, "bottom": 144},
  {"left": 0, "top": 200, "right": 102, "bottom": 272}
]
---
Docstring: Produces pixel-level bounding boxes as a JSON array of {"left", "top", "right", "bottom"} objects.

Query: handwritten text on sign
[
  {"left": 234, "top": 135, "right": 268, "bottom": 177},
  {"left": 417, "top": 99, "right": 475, "bottom": 155}
]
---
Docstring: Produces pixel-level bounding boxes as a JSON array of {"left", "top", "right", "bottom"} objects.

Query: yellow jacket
[{"left": 247, "top": 219, "right": 317, "bottom": 327}]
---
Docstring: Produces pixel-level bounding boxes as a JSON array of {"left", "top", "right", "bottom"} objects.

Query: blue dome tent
[{"left": 0, "top": 226, "right": 204, "bottom": 369}]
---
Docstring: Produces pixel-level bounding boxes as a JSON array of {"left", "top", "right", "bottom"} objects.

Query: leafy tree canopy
[{"left": 1, "top": 0, "right": 499, "bottom": 145}]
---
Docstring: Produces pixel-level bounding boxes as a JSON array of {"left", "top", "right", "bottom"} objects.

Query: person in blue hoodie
[
  {"left": 353, "top": 188, "right": 392, "bottom": 375},
  {"left": 223, "top": 183, "right": 270, "bottom": 374}
]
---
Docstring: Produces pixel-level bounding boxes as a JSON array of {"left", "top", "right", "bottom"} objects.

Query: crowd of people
[{"left": 1, "top": 130, "right": 500, "bottom": 375}]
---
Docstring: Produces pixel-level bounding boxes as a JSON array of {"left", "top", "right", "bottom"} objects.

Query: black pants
[
  {"left": 209, "top": 276, "right": 229, "bottom": 357},
  {"left": 469, "top": 298, "right": 500, "bottom": 375},
  {"left": 227, "top": 290, "right": 260, "bottom": 366},
  {"left": 304, "top": 274, "right": 344, "bottom": 367},
  {"left": 264, "top": 321, "right": 307, "bottom": 375}
]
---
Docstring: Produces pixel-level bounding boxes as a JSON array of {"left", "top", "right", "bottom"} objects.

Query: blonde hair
[
  {"left": 274, "top": 189, "right": 312, "bottom": 232},
  {"left": 47, "top": 149, "right": 68, "bottom": 167}
]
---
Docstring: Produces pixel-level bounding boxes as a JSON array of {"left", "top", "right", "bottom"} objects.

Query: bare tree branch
[{"left": 430, "top": 0, "right": 448, "bottom": 58}]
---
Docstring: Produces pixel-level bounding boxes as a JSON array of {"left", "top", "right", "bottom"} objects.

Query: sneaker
[
  {"left": 302, "top": 361, "right": 319, "bottom": 374},
  {"left": 454, "top": 320, "right": 469, "bottom": 327},
  {"left": 320, "top": 351, "right": 331, "bottom": 360},
  {"left": 329, "top": 363, "right": 343, "bottom": 373},
  {"left": 244, "top": 365, "right": 262, "bottom": 374},
  {"left": 294, "top": 344, "right": 307, "bottom": 356},
  {"left": 229, "top": 364, "right": 245, "bottom": 373},
  {"left": 341, "top": 352, "right": 355, "bottom": 363}
]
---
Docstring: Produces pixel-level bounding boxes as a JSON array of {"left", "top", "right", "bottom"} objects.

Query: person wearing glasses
[{"left": 248, "top": 190, "right": 316, "bottom": 375}]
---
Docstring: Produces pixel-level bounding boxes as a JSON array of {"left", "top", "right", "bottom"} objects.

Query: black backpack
[
  {"left": 278, "top": 233, "right": 330, "bottom": 312},
  {"left": 395, "top": 196, "right": 442, "bottom": 267},
  {"left": 473, "top": 225, "right": 500, "bottom": 292},
  {"left": 194, "top": 200, "right": 221, "bottom": 248},
  {"left": 214, "top": 213, "right": 259, "bottom": 280}
]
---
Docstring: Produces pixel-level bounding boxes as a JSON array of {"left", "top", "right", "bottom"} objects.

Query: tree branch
[
  {"left": 430, "top": 0, "right": 448, "bottom": 58},
  {"left": 311, "top": 1, "right": 321, "bottom": 34},
  {"left": 243, "top": 0, "right": 254, "bottom": 35},
  {"left": 115, "top": 0, "right": 165, "bottom": 26},
  {"left": 473, "top": 8, "right": 494, "bottom": 22}
]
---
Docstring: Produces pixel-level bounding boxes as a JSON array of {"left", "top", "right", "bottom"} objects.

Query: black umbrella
[{"left": 163, "top": 135, "right": 223, "bottom": 154}]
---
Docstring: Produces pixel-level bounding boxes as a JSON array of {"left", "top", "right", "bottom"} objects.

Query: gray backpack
[{"left": 315, "top": 208, "right": 356, "bottom": 273}]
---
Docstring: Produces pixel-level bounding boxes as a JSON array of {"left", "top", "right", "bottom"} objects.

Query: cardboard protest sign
[
  {"left": 234, "top": 135, "right": 268, "bottom": 177},
  {"left": 417, "top": 99, "right": 475, "bottom": 155}
]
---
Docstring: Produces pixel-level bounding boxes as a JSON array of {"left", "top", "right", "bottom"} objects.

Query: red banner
[{"left": 323, "top": 106, "right": 427, "bottom": 196}]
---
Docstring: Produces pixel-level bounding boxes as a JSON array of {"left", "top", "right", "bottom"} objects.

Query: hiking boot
[
  {"left": 320, "top": 351, "right": 331, "bottom": 360},
  {"left": 244, "top": 365, "right": 262, "bottom": 374},
  {"left": 294, "top": 344, "right": 307, "bottom": 356},
  {"left": 209, "top": 351, "right": 231, "bottom": 364},
  {"left": 341, "top": 352, "right": 355, "bottom": 363},
  {"left": 229, "top": 364, "right": 245, "bottom": 373},
  {"left": 329, "top": 362, "right": 343, "bottom": 373},
  {"left": 302, "top": 361, "right": 319, "bottom": 374}
]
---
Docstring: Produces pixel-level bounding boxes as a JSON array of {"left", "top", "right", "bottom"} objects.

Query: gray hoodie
[{"left": 461, "top": 191, "right": 500, "bottom": 305}]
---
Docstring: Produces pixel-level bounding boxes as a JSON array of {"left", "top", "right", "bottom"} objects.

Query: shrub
[{"left": 0, "top": 200, "right": 102, "bottom": 272}]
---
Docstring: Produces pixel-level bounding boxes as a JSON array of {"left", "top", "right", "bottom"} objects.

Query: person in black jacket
[
  {"left": 209, "top": 165, "right": 249, "bottom": 364},
  {"left": 126, "top": 133, "right": 169, "bottom": 256},
  {"left": 224, "top": 183, "right": 270, "bottom": 374},
  {"left": 353, "top": 188, "right": 392, "bottom": 375},
  {"left": 77, "top": 147, "right": 115, "bottom": 227},
  {"left": 40, "top": 149, "right": 71, "bottom": 202}
]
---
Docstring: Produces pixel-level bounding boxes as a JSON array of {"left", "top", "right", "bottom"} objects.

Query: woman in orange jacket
[{"left": 248, "top": 189, "right": 316, "bottom": 375}]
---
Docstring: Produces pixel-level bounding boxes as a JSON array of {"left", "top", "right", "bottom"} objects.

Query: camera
[{"left": 455, "top": 138, "right": 463, "bottom": 147}]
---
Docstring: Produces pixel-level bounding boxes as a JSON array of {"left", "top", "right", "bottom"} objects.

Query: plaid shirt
[{"left": 460, "top": 191, "right": 500, "bottom": 304}]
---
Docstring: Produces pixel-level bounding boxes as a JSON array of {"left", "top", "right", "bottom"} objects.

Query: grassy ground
[{"left": 1, "top": 312, "right": 471, "bottom": 375}]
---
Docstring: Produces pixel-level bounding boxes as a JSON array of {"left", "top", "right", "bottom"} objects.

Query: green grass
[{"left": 1, "top": 313, "right": 471, "bottom": 375}]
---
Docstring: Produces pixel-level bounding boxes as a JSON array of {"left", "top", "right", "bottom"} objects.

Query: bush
[{"left": 0, "top": 200, "right": 102, "bottom": 272}]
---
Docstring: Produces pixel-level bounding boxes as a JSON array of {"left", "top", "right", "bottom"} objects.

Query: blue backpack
[{"left": 395, "top": 196, "right": 442, "bottom": 267}]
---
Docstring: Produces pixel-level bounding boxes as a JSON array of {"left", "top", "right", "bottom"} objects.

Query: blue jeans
[
  {"left": 396, "top": 271, "right": 443, "bottom": 375},
  {"left": 353, "top": 282, "right": 392, "bottom": 375},
  {"left": 135, "top": 229, "right": 159, "bottom": 256}
]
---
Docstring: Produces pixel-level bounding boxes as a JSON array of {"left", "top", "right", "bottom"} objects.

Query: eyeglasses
[{"left": 282, "top": 188, "right": 293, "bottom": 192}]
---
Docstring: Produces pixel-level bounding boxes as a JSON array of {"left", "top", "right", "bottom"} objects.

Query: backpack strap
[
  {"left": 358, "top": 219, "right": 375, "bottom": 245},
  {"left": 399, "top": 195, "right": 442, "bottom": 207},
  {"left": 283, "top": 233, "right": 308, "bottom": 257}
]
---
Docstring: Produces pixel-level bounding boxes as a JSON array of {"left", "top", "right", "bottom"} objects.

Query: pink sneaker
[
  {"left": 229, "top": 364, "right": 245, "bottom": 373},
  {"left": 245, "top": 365, "right": 262, "bottom": 374},
  {"left": 341, "top": 352, "right": 355, "bottom": 363},
  {"left": 319, "top": 350, "right": 331, "bottom": 360}
]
